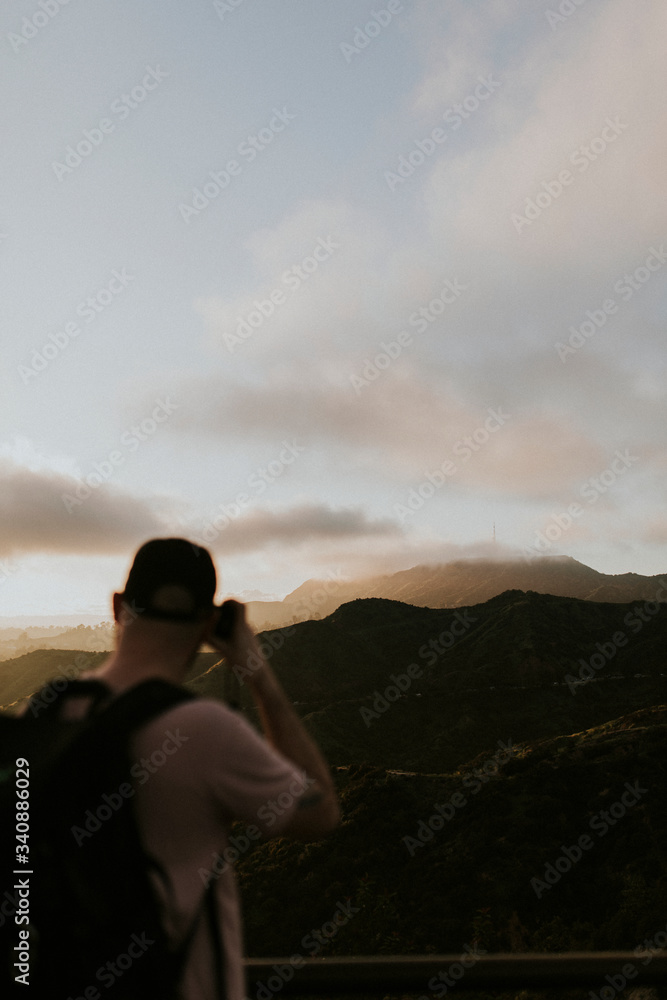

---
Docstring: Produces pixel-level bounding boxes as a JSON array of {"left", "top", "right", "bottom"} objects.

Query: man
[{"left": 77, "top": 537, "right": 340, "bottom": 999}]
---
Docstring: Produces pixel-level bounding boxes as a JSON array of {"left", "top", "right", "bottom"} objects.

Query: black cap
[{"left": 121, "top": 538, "right": 217, "bottom": 622}]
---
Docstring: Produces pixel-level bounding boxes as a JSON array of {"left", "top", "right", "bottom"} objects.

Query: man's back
[
  {"left": 66, "top": 687, "right": 309, "bottom": 1000},
  {"left": 60, "top": 537, "right": 340, "bottom": 997},
  {"left": 130, "top": 696, "right": 309, "bottom": 999}
]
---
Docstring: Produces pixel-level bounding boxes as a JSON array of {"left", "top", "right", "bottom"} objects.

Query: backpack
[{"left": 0, "top": 677, "right": 225, "bottom": 1000}]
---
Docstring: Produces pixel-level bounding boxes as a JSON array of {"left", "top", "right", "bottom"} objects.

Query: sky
[{"left": 1, "top": 0, "right": 666, "bottom": 619}]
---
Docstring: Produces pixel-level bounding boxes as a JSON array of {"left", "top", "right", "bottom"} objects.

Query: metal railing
[{"left": 244, "top": 953, "right": 667, "bottom": 994}]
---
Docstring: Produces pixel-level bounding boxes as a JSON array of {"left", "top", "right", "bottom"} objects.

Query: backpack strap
[
  {"left": 33, "top": 675, "right": 227, "bottom": 997},
  {"left": 207, "top": 877, "right": 227, "bottom": 999},
  {"left": 31, "top": 676, "right": 196, "bottom": 727},
  {"left": 28, "top": 677, "right": 113, "bottom": 720},
  {"left": 91, "top": 679, "right": 227, "bottom": 998},
  {"left": 84, "top": 677, "right": 196, "bottom": 733},
  {"left": 167, "top": 875, "right": 226, "bottom": 999}
]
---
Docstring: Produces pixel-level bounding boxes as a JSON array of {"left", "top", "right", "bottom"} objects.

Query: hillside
[
  {"left": 0, "top": 648, "right": 219, "bottom": 714},
  {"left": 0, "top": 623, "right": 114, "bottom": 661},
  {"left": 237, "top": 703, "right": 667, "bottom": 958},
  {"left": 243, "top": 556, "right": 667, "bottom": 629},
  {"left": 5, "top": 590, "right": 666, "bottom": 776},
  {"left": 189, "top": 590, "right": 667, "bottom": 772}
]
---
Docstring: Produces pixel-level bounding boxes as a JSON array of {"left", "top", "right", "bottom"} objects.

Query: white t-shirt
[
  {"left": 133, "top": 699, "right": 307, "bottom": 1000},
  {"left": 70, "top": 692, "right": 308, "bottom": 1000}
]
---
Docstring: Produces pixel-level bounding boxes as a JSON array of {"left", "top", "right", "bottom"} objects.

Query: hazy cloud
[
  {"left": 191, "top": 501, "right": 403, "bottom": 556},
  {"left": 0, "top": 459, "right": 165, "bottom": 558},
  {"left": 147, "top": 366, "right": 610, "bottom": 500}
]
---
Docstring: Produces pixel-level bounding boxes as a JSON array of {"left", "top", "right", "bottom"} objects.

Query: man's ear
[{"left": 112, "top": 592, "right": 124, "bottom": 623}]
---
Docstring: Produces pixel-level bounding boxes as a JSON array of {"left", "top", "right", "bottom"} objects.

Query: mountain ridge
[{"left": 245, "top": 555, "right": 667, "bottom": 629}]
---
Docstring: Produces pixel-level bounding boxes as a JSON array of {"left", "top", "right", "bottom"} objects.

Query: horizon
[
  {"left": 1, "top": 550, "right": 665, "bottom": 627},
  {"left": 2, "top": 2, "right": 666, "bottom": 618}
]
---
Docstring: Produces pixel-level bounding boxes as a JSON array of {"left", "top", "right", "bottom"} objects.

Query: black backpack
[{"left": 0, "top": 677, "right": 225, "bottom": 1000}]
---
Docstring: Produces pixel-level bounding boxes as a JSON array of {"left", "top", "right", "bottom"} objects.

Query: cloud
[
  {"left": 0, "top": 458, "right": 166, "bottom": 558},
  {"left": 192, "top": 501, "right": 402, "bottom": 555},
  {"left": 408, "top": 0, "right": 518, "bottom": 118},
  {"left": 194, "top": 198, "right": 393, "bottom": 360},
  {"left": 422, "top": 0, "right": 667, "bottom": 269},
  {"left": 148, "top": 363, "right": 610, "bottom": 500}
]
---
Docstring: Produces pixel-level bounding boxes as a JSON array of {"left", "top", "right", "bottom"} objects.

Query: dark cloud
[
  {"left": 193, "top": 501, "right": 402, "bottom": 555},
  {"left": 0, "top": 460, "right": 164, "bottom": 558}
]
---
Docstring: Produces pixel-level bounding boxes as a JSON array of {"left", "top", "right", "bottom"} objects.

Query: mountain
[
  {"left": 216, "top": 590, "right": 667, "bottom": 772},
  {"left": 2, "top": 589, "right": 666, "bottom": 963},
  {"left": 0, "top": 623, "right": 115, "bottom": 661},
  {"left": 5, "top": 589, "right": 665, "bottom": 773},
  {"left": 243, "top": 555, "right": 667, "bottom": 629}
]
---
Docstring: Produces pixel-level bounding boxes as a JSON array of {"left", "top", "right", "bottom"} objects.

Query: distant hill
[
  {"left": 243, "top": 555, "right": 667, "bottom": 628},
  {"left": 5, "top": 590, "right": 664, "bottom": 773},
  {"left": 0, "top": 623, "right": 115, "bottom": 661},
  {"left": 0, "top": 648, "right": 219, "bottom": 714}
]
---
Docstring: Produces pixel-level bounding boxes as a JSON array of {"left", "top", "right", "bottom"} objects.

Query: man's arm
[{"left": 208, "top": 603, "right": 341, "bottom": 840}]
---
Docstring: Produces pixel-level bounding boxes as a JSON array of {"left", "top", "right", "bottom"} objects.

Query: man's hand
[
  {"left": 205, "top": 599, "right": 340, "bottom": 839},
  {"left": 207, "top": 600, "right": 267, "bottom": 682}
]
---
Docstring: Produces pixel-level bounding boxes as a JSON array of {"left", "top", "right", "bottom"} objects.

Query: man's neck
[{"left": 94, "top": 643, "right": 199, "bottom": 693}]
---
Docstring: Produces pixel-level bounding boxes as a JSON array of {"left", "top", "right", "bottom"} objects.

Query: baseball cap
[{"left": 120, "top": 537, "right": 217, "bottom": 622}]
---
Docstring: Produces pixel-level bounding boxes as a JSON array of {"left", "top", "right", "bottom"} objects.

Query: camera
[{"left": 213, "top": 599, "right": 240, "bottom": 641}]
